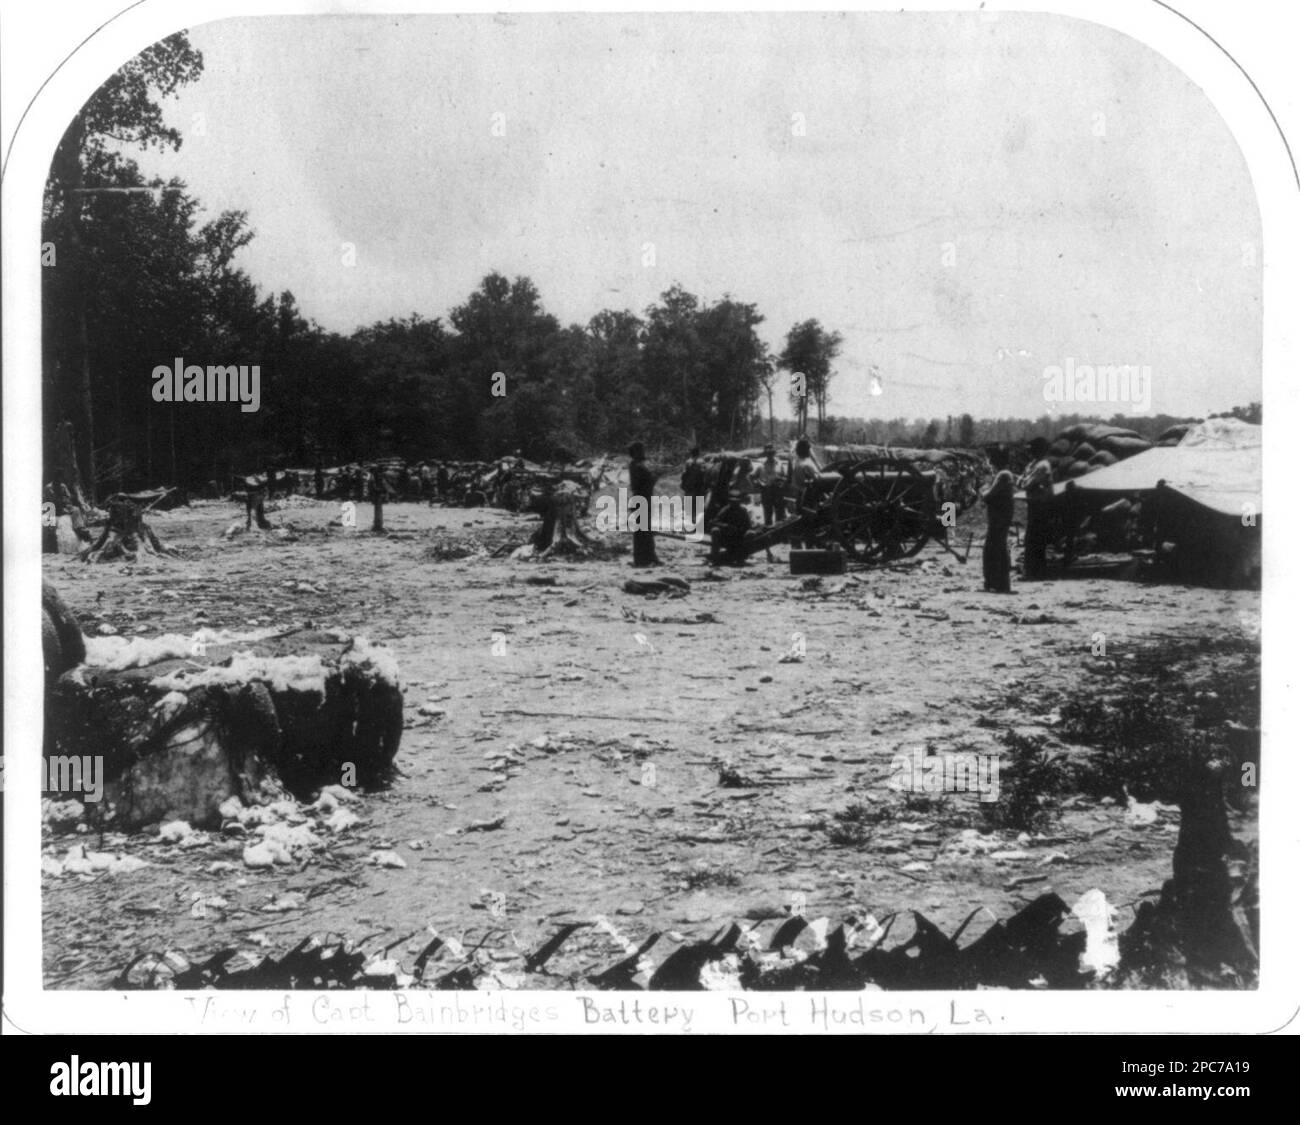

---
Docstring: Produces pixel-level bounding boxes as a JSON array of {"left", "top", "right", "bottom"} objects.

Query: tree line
[
  {"left": 43, "top": 33, "right": 848, "bottom": 498},
  {"left": 42, "top": 33, "right": 1255, "bottom": 500}
]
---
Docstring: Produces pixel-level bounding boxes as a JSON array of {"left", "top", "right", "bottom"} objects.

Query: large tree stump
[
  {"left": 45, "top": 631, "right": 403, "bottom": 829},
  {"left": 530, "top": 488, "right": 592, "bottom": 557},
  {"left": 1118, "top": 759, "right": 1257, "bottom": 984},
  {"left": 80, "top": 497, "right": 172, "bottom": 562}
]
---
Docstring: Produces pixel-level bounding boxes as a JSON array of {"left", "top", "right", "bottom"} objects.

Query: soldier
[
  {"left": 754, "top": 444, "right": 786, "bottom": 563},
  {"left": 709, "top": 488, "right": 752, "bottom": 567},
  {"left": 628, "top": 441, "right": 661, "bottom": 567},
  {"left": 1018, "top": 437, "right": 1055, "bottom": 579},
  {"left": 789, "top": 439, "right": 820, "bottom": 549},
  {"left": 682, "top": 446, "right": 704, "bottom": 497},
  {"left": 980, "top": 445, "right": 1015, "bottom": 593}
]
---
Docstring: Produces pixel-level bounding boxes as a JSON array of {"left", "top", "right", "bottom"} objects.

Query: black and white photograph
[{"left": 4, "top": 0, "right": 1294, "bottom": 1047}]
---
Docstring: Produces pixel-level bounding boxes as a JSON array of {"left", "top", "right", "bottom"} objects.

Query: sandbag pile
[{"left": 1046, "top": 423, "right": 1152, "bottom": 482}]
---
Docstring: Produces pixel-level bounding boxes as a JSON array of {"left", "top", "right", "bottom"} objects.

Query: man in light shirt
[
  {"left": 789, "top": 438, "right": 821, "bottom": 549},
  {"left": 1018, "top": 437, "right": 1055, "bottom": 579},
  {"left": 754, "top": 444, "right": 786, "bottom": 562}
]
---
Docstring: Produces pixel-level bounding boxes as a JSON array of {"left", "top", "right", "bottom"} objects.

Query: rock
[{"left": 369, "top": 850, "right": 407, "bottom": 868}]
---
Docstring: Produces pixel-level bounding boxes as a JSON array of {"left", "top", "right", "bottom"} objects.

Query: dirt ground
[{"left": 40, "top": 489, "right": 1261, "bottom": 988}]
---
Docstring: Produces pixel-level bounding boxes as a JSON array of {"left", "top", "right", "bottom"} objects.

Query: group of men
[
  {"left": 979, "top": 436, "right": 1055, "bottom": 593},
  {"left": 634, "top": 439, "right": 823, "bottom": 568},
  {"left": 640, "top": 434, "right": 1064, "bottom": 585}
]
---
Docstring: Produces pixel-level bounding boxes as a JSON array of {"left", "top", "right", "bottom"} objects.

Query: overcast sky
[{"left": 119, "top": 11, "right": 1261, "bottom": 421}]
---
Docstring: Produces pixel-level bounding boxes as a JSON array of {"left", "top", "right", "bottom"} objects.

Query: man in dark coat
[
  {"left": 709, "top": 489, "right": 753, "bottom": 566},
  {"left": 628, "top": 441, "right": 661, "bottom": 567},
  {"left": 980, "top": 446, "right": 1015, "bottom": 593}
]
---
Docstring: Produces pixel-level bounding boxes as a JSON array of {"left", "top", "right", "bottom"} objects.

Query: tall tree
[
  {"left": 778, "top": 319, "right": 842, "bottom": 438},
  {"left": 45, "top": 32, "right": 204, "bottom": 500}
]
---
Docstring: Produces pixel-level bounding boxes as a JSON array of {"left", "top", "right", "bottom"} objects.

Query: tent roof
[{"left": 1051, "top": 417, "right": 1260, "bottom": 516}]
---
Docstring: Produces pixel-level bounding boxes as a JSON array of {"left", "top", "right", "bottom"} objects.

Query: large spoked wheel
[{"left": 831, "top": 458, "right": 936, "bottom": 562}]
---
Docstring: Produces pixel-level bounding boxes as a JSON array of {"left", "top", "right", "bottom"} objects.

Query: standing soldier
[
  {"left": 628, "top": 441, "right": 661, "bottom": 568},
  {"left": 754, "top": 444, "right": 787, "bottom": 563},
  {"left": 980, "top": 446, "right": 1015, "bottom": 593},
  {"left": 789, "top": 439, "right": 820, "bottom": 549},
  {"left": 1018, "top": 437, "right": 1055, "bottom": 579},
  {"left": 682, "top": 446, "right": 704, "bottom": 497}
]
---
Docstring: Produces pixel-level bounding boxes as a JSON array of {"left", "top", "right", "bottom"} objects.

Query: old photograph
[{"left": 31, "top": 10, "right": 1262, "bottom": 1008}]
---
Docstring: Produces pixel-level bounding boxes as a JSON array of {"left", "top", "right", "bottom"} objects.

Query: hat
[
  {"left": 727, "top": 488, "right": 744, "bottom": 501},
  {"left": 763, "top": 444, "right": 776, "bottom": 456}
]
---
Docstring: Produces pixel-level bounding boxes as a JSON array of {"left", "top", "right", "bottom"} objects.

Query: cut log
[{"left": 45, "top": 631, "right": 403, "bottom": 829}]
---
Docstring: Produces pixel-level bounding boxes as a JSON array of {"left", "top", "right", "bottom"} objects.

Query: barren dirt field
[{"left": 41, "top": 488, "right": 1260, "bottom": 989}]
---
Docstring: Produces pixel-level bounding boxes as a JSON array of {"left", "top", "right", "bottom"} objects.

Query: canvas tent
[{"left": 1051, "top": 417, "right": 1261, "bottom": 586}]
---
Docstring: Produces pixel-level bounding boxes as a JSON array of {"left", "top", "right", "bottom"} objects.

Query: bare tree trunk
[
  {"left": 75, "top": 304, "right": 96, "bottom": 501},
  {"left": 53, "top": 114, "right": 97, "bottom": 503},
  {"left": 54, "top": 420, "right": 90, "bottom": 512}
]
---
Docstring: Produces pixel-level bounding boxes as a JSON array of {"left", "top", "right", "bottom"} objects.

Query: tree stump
[
  {"left": 45, "top": 630, "right": 403, "bottom": 829},
  {"left": 80, "top": 498, "right": 172, "bottom": 563},
  {"left": 244, "top": 488, "right": 273, "bottom": 530},
  {"left": 531, "top": 488, "right": 591, "bottom": 557}
]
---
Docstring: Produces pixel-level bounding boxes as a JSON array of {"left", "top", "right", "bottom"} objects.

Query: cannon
[{"left": 717, "top": 455, "right": 971, "bottom": 565}]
